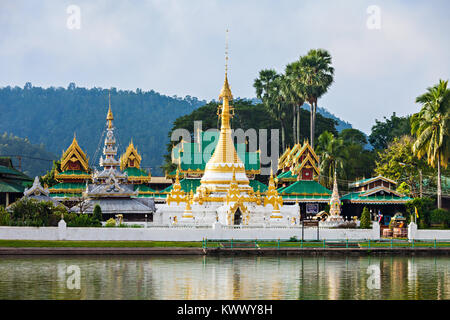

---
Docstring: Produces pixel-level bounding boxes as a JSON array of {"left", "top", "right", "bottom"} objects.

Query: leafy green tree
[
  {"left": 430, "top": 208, "right": 450, "bottom": 229},
  {"left": 296, "top": 49, "right": 334, "bottom": 149},
  {"left": 374, "top": 136, "right": 432, "bottom": 197},
  {"left": 411, "top": 79, "right": 450, "bottom": 208},
  {"left": 339, "top": 128, "right": 367, "bottom": 146},
  {"left": 285, "top": 62, "right": 306, "bottom": 144},
  {"left": 369, "top": 113, "right": 411, "bottom": 150},
  {"left": 360, "top": 207, "right": 371, "bottom": 229},
  {"left": 405, "top": 197, "right": 435, "bottom": 228},
  {"left": 93, "top": 204, "right": 103, "bottom": 222},
  {"left": 316, "top": 131, "right": 347, "bottom": 188},
  {"left": 40, "top": 160, "right": 61, "bottom": 187},
  {"left": 0, "top": 206, "right": 10, "bottom": 226},
  {"left": 254, "top": 70, "right": 289, "bottom": 150}
]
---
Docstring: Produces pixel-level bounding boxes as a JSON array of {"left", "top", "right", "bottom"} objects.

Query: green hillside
[
  {"left": 0, "top": 83, "right": 205, "bottom": 175},
  {"left": 0, "top": 133, "right": 57, "bottom": 177}
]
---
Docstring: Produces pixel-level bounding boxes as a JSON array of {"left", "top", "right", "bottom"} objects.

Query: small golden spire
[{"left": 107, "top": 91, "right": 114, "bottom": 129}]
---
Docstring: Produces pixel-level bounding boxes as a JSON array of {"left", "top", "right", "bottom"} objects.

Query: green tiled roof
[
  {"left": 124, "top": 167, "right": 150, "bottom": 177},
  {"left": 340, "top": 192, "right": 411, "bottom": 204},
  {"left": 56, "top": 170, "right": 90, "bottom": 176},
  {"left": 50, "top": 193, "right": 82, "bottom": 198},
  {"left": 161, "top": 178, "right": 202, "bottom": 194},
  {"left": 277, "top": 170, "right": 297, "bottom": 180},
  {"left": 249, "top": 180, "right": 268, "bottom": 192},
  {"left": 0, "top": 165, "right": 32, "bottom": 181},
  {"left": 49, "top": 182, "right": 86, "bottom": 190},
  {"left": 278, "top": 180, "right": 331, "bottom": 195},
  {"left": 0, "top": 179, "right": 25, "bottom": 193},
  {"left": 134, "top": 184, "right": 156, "bottom": 193},
  {"left": 172, "top": 134, "right": 260, "bottom": 172}
]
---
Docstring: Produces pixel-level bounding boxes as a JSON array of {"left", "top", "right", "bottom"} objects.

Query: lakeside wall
[
  {"left": 1, "top": 222, "right": 449, "bottom": 241},
  {"left": 0, "top": 221, "right": 381, "bottom": 241}
]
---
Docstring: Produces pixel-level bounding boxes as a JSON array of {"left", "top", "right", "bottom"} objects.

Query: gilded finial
[
  {"left": 219, "top": 29, "right": 233, "bottom": 101},
  {"left": 107, "top": 90, "right": 114, "bottom": 129}
]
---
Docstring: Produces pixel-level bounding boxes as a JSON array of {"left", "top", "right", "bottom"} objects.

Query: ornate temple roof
[
  {"left": 60, "top": 135, "right": 89, "bottom": 173},
  {"left": 277, "top": 180, "right": 331, "bottom": 202},
  {"left": 0, "top": 158, "right": 32, "bottom": 193}
]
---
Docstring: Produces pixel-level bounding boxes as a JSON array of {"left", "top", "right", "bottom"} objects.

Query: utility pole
[{"left": 419, "top": 169, "right": 423, "bottom": 198}]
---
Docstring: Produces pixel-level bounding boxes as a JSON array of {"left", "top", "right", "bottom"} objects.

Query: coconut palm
[
  {"left": 254, "top": 70, "right": 289, "bottom": 150},
  {"left": 316, "top": 131, "right": 347, "bottom": 188},
  {"left": 285, "top": 61, "right": 305, "bottom": 145},
  {"left": 411, "top": 79, "right": 450, "bottom": 208},
  {"left": 297, "top": 49, "right": 334, "bottom": 149}
]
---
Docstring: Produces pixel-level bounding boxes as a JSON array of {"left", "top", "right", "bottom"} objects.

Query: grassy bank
[{"left": 1, "top": 239, "right": 449, "bottom": 249}]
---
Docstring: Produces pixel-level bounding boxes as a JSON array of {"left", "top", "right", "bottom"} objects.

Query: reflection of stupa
[{"left": 156, "top": 66, "right": 297, "bottom": 226}]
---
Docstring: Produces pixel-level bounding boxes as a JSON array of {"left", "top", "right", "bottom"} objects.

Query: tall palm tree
[
  {"left": 411, "top": 79, "right": 450, "bottom": 208},
  {"left": 285, "top": 61, "right": 305, "bottom": 145},
  {"left": 254, "top": 70, "right": 289, "bottom": 150},
  {"left": 316, "top": 131, "right": 347, "bottom": 188},
  {"left": 298, "top": 49, "right": 334, "bottom": 149}
]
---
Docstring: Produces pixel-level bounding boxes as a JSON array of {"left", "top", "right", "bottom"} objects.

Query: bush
[
  {"left": 360, "top": 207, "right": 371, "bottom": 229},
  {"left": 0, "top": 206, "right": 11, "bottom": 226},
  {"left": 430, "top": 208, "right": 450, "bottom": 229},
  {"left": 9, "top": 198, "right": 67, "bottom": 226},
  {"left": 65, "top": 213, "right": 101, "bottom": 227},
  {"left": 406, "top": 197, "right": 435, "bottom": 228},
  {"left": 93, "top": 204, "right": 102, "bottom": 222},
  {"left": 105, "top": 218, "right": 116, "bottom": 227}
]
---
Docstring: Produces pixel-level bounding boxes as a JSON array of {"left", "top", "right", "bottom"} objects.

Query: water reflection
[{"left": 0, "top": 255, "right": 448, "bottom": 300}]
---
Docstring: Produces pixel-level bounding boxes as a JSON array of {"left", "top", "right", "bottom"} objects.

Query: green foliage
[
  {"left": 105, "top": 218, "right": 116, "bottom": 227},
  {"left": 65, "top": 212, "right": 101, "bottom": 227},
  {"left": 316, "top": 131, "right": 347, "bottom": 187},
  {"left": 0, "top": 132, "right": 56, "bottom": 177},
  {"left": 339, "top": 128, "right": 367, "bottom": 146},
  {"left": 430, "top": 208, "right": 450, "bottom": 228},
  {"left": 405, "top": 197, "right": 436, "bottom": 228},
  {"left": 93, "top": 204, "right": 102, "bottom": 222},
  {"left": 375, "top": 136, "right": 432, "bottom": 197},
  {"left": 411, "top": 79, "right": 450, "bottom": 208},
  {"left": 360, "top": 207, "right": 371, "bottom": 229},
  {"left": 0, "top": 85, "right": 206, "bottom": 176},
  {"left": 369, "top": 112, "right": 411, "bottom": 150},
  {"left": 40, "top": 160, "right": 61, "bottom": 188},
  {"left": 163, "top": 99, "right": 338, "bottom": 172},
  {"left": 396, "top": 182, "right": 411, "bottom": 195},
  {"left": 0, "top": 206, "right": 11, "bottom": 226},
  {"left": 9, "top": 198, "right": 66, "bottom": 226}
]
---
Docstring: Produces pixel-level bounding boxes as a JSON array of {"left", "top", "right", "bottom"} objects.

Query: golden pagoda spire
[{"left": 107, "top": 91, "right": 114, "bottom": 129}]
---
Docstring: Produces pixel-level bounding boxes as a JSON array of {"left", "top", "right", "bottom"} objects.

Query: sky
[{"left": 1, "top": 0, "right": 449, "bottom": 134}]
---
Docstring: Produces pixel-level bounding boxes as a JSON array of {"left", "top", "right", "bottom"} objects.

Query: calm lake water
[{"left": 0, "top": 255, "right": 448, "bottom": 300}]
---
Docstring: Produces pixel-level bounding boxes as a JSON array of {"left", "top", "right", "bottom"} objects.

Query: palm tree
[
  {"left": 297, "top": 49, "right": 334, "bottom": 149},
  {"left": 316, "top": 131, "right": 347, "bottom": 188},
  {"left": 285, "top": 62, "right": 305, "bottom": 145},
  {"left": 254, "top": 70, "right": 289, "bottom": 150},
  {"left": 411, "top": 79, "right": 450, "bottom": 208}
]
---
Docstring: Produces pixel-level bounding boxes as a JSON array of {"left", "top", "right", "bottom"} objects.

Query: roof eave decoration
[
  {"left": 349, "top": 175, "right": 397, "bottom": 188},
  {"left": 60, "top": 136, "right": 89, "bottom": 172},
  {"left": 360, "top": 186, "right": 404, "bottom": 198},
  {"left": 120, "top": 140, "right": 142, "bottom": 171},
  {"left": 292, "top": 153, "right": 320, "bottom": 176}
]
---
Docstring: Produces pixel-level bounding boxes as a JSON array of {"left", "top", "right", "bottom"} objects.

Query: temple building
[
  {"left": 48, "top": 135, "right": 91, "bottom": 200},
  {"left": 341, "top": 175, "right": 411, "bottom": 223},
  {"left": 276, "top": 141, "right": 332, "bottom": 218},
  {"left": 155, "top": 67, "right": 297, "bottom": 225},
  {"left": 68, "top": 101, "right": 155, "bottom": 221},
  {"left": 0, "top": 157, "right": 33, "bottom": 207}
]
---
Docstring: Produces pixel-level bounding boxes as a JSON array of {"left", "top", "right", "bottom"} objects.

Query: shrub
[
  {"left": 105, "top": 218, "right": 116, "bottom": 227},
  {"left": 0, "top": 206, "right": 11, "bottom": 226},
  {"left": 430, "top": 208, "right": 450, "bottom": 229},
  {"left": 9, "top": 198, "right": 67, "bottom": 226},
  {"left": 360, "top": 207, "right": 371, "bottom": 229},
  {"left": 93, "top": 205, "right": 102, "bottom": 222},
  {"left": 405, "top": 197, "right": 435, "bottom": 228},
  {"left": 288, "top": 236, "right": 298, "bottom": 242}
]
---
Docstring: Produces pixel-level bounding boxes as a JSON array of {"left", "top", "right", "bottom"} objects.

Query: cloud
[{"left": 0, "top": 0, "right": 448, "bottom": 133}]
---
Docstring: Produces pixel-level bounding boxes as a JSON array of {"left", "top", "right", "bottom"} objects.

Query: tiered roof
[
  {"left": 120, "top": 140, "right": 151, "bottom": 184},
  {"left": 50, "top": 135, "right": 90, "bottom": 198},
  {"left": 277, "top": 180, "right": 332, "bottom": 202},
  {"left": 0, "top": 157, "right": 32, "bottom": 194}
]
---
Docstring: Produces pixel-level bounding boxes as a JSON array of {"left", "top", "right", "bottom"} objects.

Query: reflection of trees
[{"left": 0, "top": 255, "right": 448, "bottom": 299}]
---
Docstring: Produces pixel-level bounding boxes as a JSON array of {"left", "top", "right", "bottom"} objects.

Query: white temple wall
[{"left": 0, "top": 222, "right": 381, "bottom": 241}]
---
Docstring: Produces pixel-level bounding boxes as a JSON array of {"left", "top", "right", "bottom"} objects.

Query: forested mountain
[
  {"left": 0, "top": 133, "right": 57, "bottom": 177},
  {"left": 0, "top": 83, "right": 205, "bottom": 175}
]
